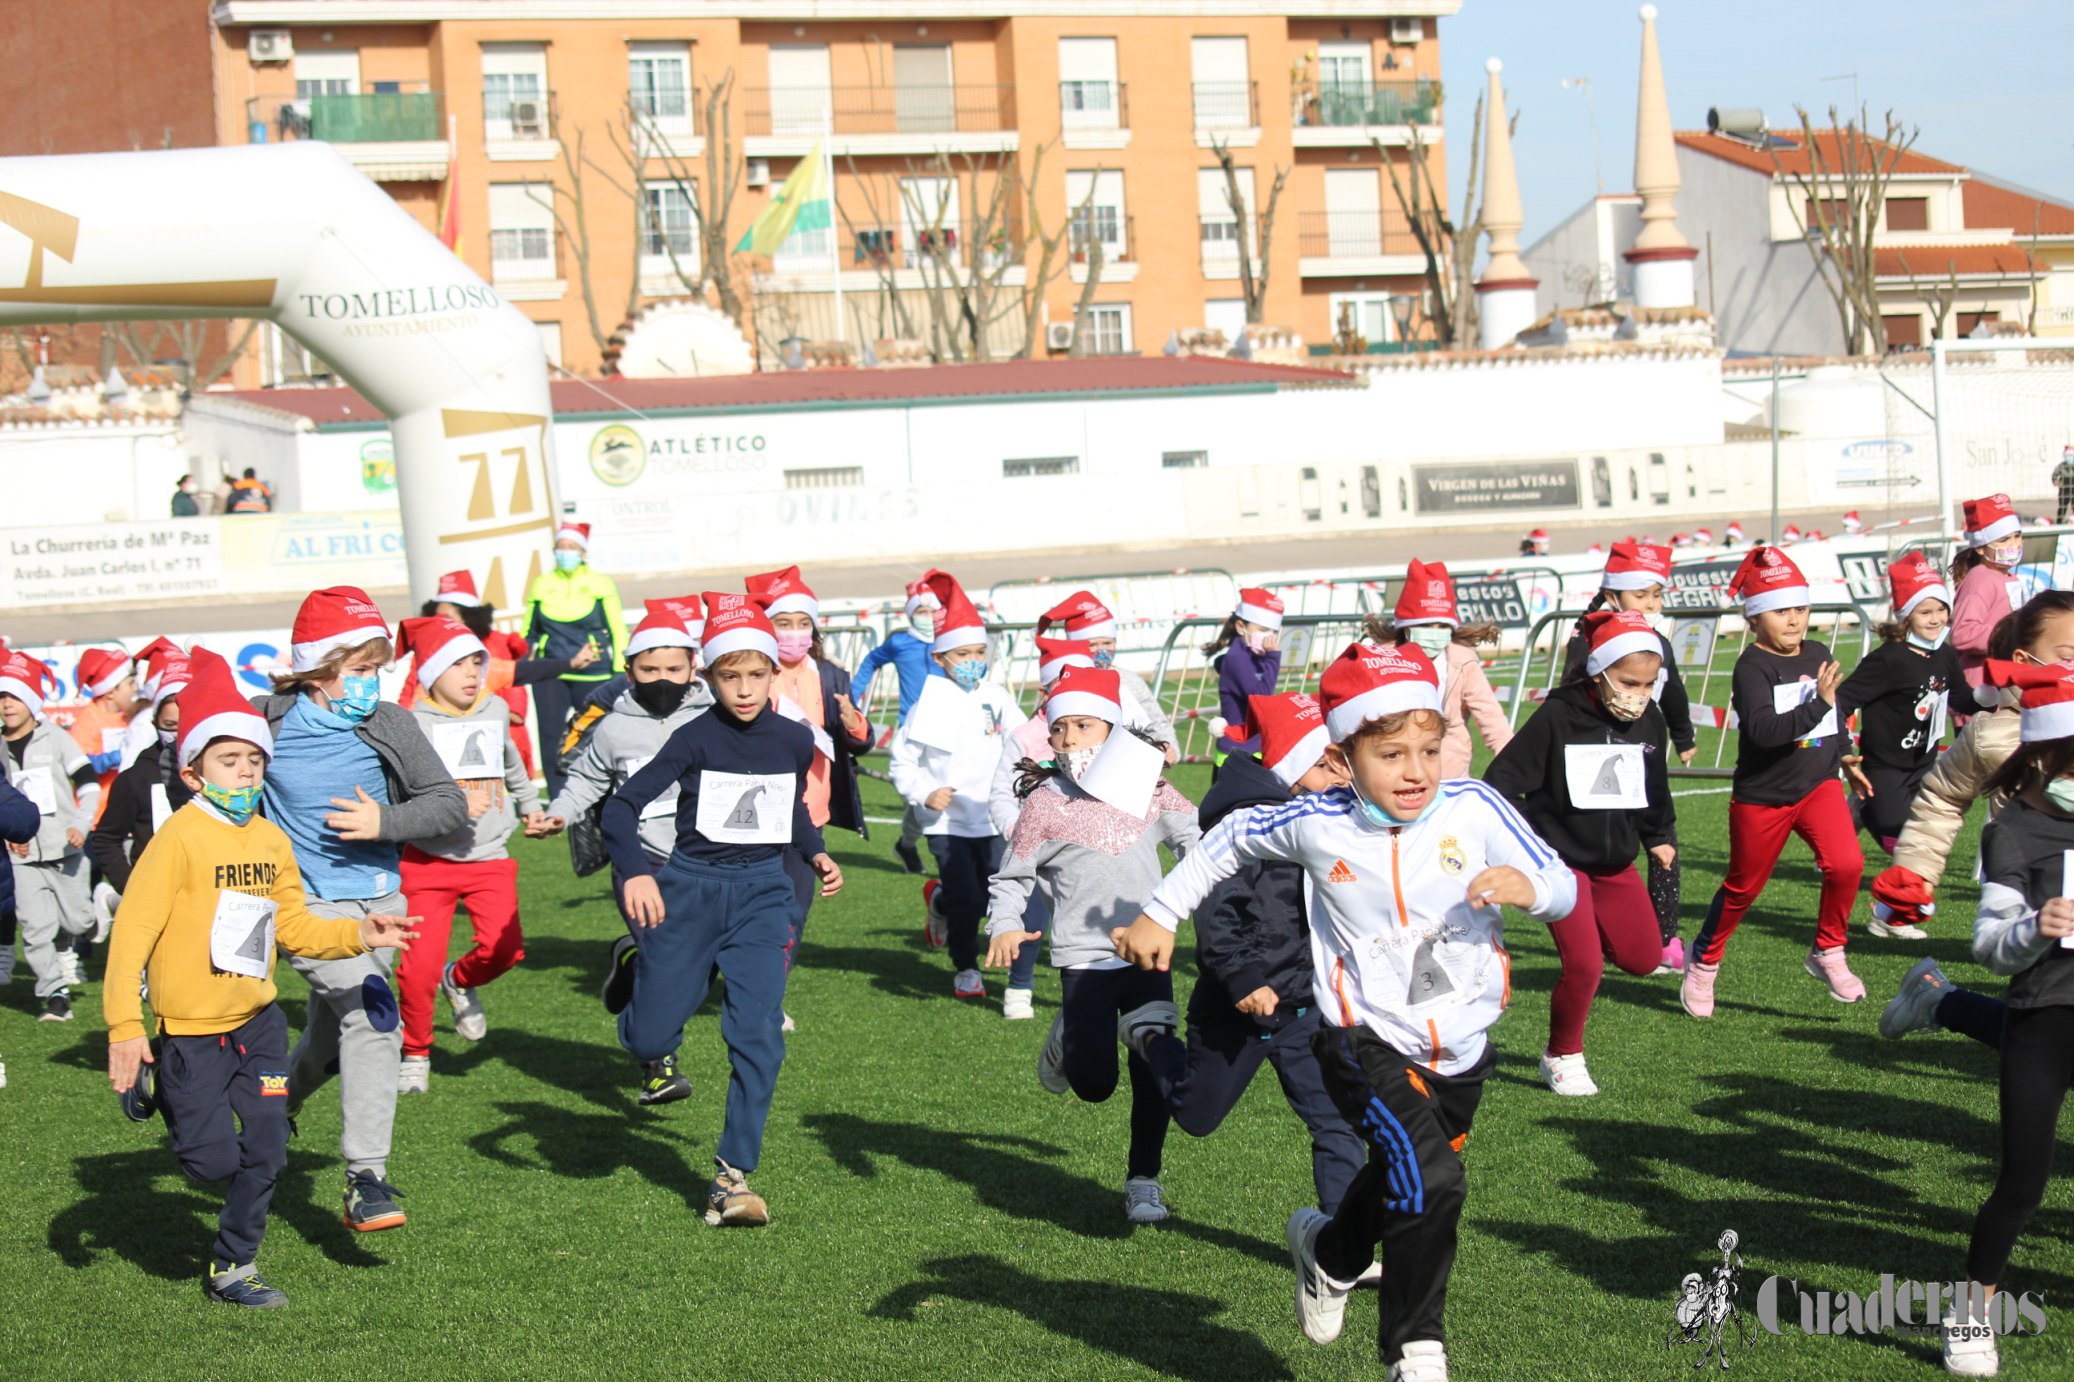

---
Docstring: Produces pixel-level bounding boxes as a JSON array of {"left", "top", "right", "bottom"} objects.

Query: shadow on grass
[
  {"left": 802, "top": 934, "right": 965, "bottom": 1004},
  {"left": 273, "top": 1148, "right": 392, "bottom": 1267},
  {"left": 439, "top": 1027, "right": 633, "bottom": 1111},
  {"left": 48, "top": 1149, "right": 216, "bottom": 1281},
  {"left": 468, "top": 1099, "right": 705, "bottom": 1212},
  {"left": 873, "top": 1253, "right": 1294, "bottom": 1381}
]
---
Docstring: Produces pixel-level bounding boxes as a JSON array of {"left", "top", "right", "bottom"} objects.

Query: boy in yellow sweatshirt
[{"left": 103, "top": 649, "right": 417, "bottom": 1309}]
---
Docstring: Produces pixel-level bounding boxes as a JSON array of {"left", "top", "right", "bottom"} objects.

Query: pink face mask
[{"left": 774, "top": 631, "right": 814, "bottom": 664}]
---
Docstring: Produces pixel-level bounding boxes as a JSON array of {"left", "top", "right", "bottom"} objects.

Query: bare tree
[
  {"left": 619, "top": 73, "right": 747, "bottom": 324},
  {"left": 1065, "top": 237, "right": 1105, "bottom": 358},
  {"left": 1377, "top": 94, "right": 1505, "bottom": 349},
  {"left": 110, "top": 320, "right": 260, "bottom": 390},
  {"left": 1774, "top": 105, "right": 1919, "bottom": 355},
  {"left": 1018, "top": 143, "right": 1100, "bottom": 359},
  {"left": 1210, "top": 138, "right": 1288, "bottom": 325},
  {"left": 524, "top": 108, "right": 637, "bottom": 362}
]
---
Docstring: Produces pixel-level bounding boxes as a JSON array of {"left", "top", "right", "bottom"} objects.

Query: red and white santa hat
[
  {"left": 176, "top": 647, "right": 273, "bottom": 767},
  {"left": 1842, "top": 511, "right": 1864, "bottom": 534},
  {"left": 924, "top": 572, "right": 989, "bottom": 654},
  {"left": 1036, "top": 590, "right": 1117, "bottom": 643},
  {"left": 746, "top": 565, "right": 819, "bottom": 621},
  {"left": 1249, "top": 692, "right": 1329, "bottom": 787},
  {"left": 1582, "top": 609, "right": 1662, "bottom": 677},
  {"left": 1986, "top": 660, "right": 2074, "bottom": 743},
  {"left": 1526, "top": 527, "right": 1550, "bottom": 545},
  {"left": 1693, "top": 527, "right": 1715, "bottom": 545},
  {"left": 0, "top": 650, "right": 54, "bottom": 720},
  {"left": 1725, "top": 520, "right": 1745, "bottom": 543},
  {"left": 1046, "top": 665, "right": 1123, "bottom": 725},
  {"left": 1035, "top": 636, "right": 1097, "bottom": 686},
  {"left": 904, "top": 576, "right": 943, "bottom": 618},
  {"left": 627, "top": 600, "right": 701, "bottom": 657},
  {"left": 1318, "top": 641, "right": 1443, "bottom": 743},
  {"left": 435, "top": 569, "right": 484, "bottom": 607},
  {"left": 1234, "top": 587, "right": 1284, "bottom": 631},
  {"left": 649, "top": 593, "right": 706, "bottom": 643},
  {"left": 1393, "top": 559, "right": 1458, "bottom": 629},
  {"left": 75, "top": 646, "right": 132, "bottom": 700},
  {"left": 555, "top": 520, "right": 591, "bottom": 551},
  {"left": 149, "top": 653, "right": 193, "bottom": 707},
  {"left": 699, "top": 591, "right": 780, "bottom": 664},
  {"left": 1887, "top": 550, "right": 1950, "bottom": 620},
  {"left": 1963, "top": 493, "right": 2020, "bottom": 548},
  {"left": 397, "top": 615, "right": 487, "bottom": 689},
  {"left": 290, "top": 586, "right": 392, "bottom": 672},
  {"left": 1601, "top": 539, "right": 1672, "bottom": 592},
  {"left": 1669, "top": 532, "right": 1691, "bottom": 548},
  {"left": 130, "top": 636, "right": 182, "bottom": 696},
  {"left": 1729, "top": 545, "right": 1810, "bottom": 617},
  {"left": 1585, "top": 542, "right": 1606, "bottom": 558},
  {"left": 1780, "top": 523, "right": 1803, "bottom": 544}
]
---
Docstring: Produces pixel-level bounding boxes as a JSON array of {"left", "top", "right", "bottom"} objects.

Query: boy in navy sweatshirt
[{"left": 601, "top": 593, "right": 843, "bottom": 1226}]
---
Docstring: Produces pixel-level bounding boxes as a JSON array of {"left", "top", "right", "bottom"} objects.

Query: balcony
[
  {"left": 1191, "top": 81, "right": 1259, "bottom": 146},
  {"left": 761, "top": 217, "right": 1027, "bottom": 288},
  {"left": 1069, "top": 211, "right": 1136, "bottom": 283},
  {"left": 482, "top": 88, "right": 559, "bottom": 160},
  {"left": 1292, "top": 79, "right": 1442, "bottom": 147},
  {"left": 743, "top": 85, "right": 1018, "bottom": 158},
  {"left": 1059, "top": 80, "right": 1129, "bottom": 149},
  {"left": 244, "top": 88, "right": 449, "bottom": 180},
  {"left": 1296, "top": 211, "right": 1426, "bottom": 277}
]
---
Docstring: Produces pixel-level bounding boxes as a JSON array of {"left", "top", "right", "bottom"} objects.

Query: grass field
[{"left": 3, "top": 764, "right": 2069, "bottom": 1382}]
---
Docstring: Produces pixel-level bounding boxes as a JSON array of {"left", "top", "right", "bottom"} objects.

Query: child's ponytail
[
  {"left": 1200, "top": 614, "right": 1240, "bottom": 657},
  {"left": 1452, "top": 621, "right": 1501, "bottom": 647}
]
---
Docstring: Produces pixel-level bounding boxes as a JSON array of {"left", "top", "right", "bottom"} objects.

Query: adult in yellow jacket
[{"left": 525, "top": 520, "right": 627, "bottom": 795}]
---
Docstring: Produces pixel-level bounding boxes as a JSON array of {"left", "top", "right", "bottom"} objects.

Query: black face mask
[{"left": 629, "top": 678, "right": 690, "bottom": 716}]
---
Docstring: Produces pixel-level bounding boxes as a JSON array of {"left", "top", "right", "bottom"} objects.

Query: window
[
  {"left": 785, "top": 466, "right": 864, "bottom": 490},
  {"left": 488, "top": 183, "right": 556, "bottom": 280},
  {"left": 640, "top": 181, "right": 699, "bottom": 271},
  {"left": 1190, "top": 36, "right": 1251, "bottom": 128},
  {"left": 1003, "top": 456, "right": 1080, "bottom": 479},
  {"left": 892, "top": 44, "right": 955, "bottom": 133},
  {"left": 1066, "top": 170, "right": 1127, "bottom": 260},
  {"left": 1198, "top": 167, "right": 1255, "bottom": 263},
  {"left": 1328, "top": 291, "right": 1393, "bottom": 347},
  {"left": 768, "top": 44, "right": 831, "bottom": 135},
  {"left": 1957, "top": 311, "right": 2003, "bottom": 337},
  {"left": 1323, "top": 168, "right": 1382, "bottom": 255},
  {"left": 628, "top": 42, "right": 691, "bottom": 135},
  {"left": 294, "top": 49, "right": 360, "bottom": 100},
  {"left": 1163, "top": 451, "right": 1208, "bottom": 469},
  {"left": 901, "top": 176, "right": 961, "bottom": 262},
  {"left": 1807, "top": 195, "right": 1850, "bottom": 230},
  {"left": 482, "top": 42, "right": 549, "bottom": 140},
  {"left": 1883, "top": 313, "right": 1924, "bottom": 349},
  {"left": 1885, "top": 196, "right": 1929, "bottom": 232},
  {"left": 1059, "top": 37, "right": 1121, "bottom": 129},
  {"left": 1084, "top": 303, "right": 1133, "bottom": 355}
]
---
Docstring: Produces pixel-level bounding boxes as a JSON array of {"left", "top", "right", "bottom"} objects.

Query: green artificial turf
[{"left": 2, "top": 765, "right": 2067, "bottom": 1381}]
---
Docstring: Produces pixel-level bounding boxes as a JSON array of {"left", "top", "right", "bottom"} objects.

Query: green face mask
[
  {"left": 1405, "top": 625, "right": 1452, "bottom": 659},
  {"left": 202, "top": 781, "right": 262, "bottom": 824},
  {"left": 2046, "top": 777, "right": 2074, "bottom": 815}
]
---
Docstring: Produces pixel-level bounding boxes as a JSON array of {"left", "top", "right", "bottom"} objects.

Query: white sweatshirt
[
  {"left": 889, "top": 676, "right": 1027, "bottom": 838},
  {"left": 1144, "top": 778, "right": 1576, "bottom": 1075}
]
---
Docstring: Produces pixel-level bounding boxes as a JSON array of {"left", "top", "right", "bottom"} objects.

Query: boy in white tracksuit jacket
[{"left": 1116, "top": 642, "right": 1573, "bottom": 1381}]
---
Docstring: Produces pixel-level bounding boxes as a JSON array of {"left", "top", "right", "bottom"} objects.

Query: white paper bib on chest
[
  {"left": 1773, "top": 680, "right": 1840, "bottom": 742},
  {"left": 1564, "top": 743, "right": 1648, "bottom": 810},
  {"left": 14, "top": 768, "right": 58, "bottom": 816},
  {"left": 150, "top": 784, "right": 174, "bottom": 830},
  {"left": 623, "top": 753, "right": 679, "bottom": 820},
  {"left": 429, "top": 719, "right": 505, "bottom": 779},
  {"left": 210, "top": 889, "right": 279, "bottom": 979},
  {"left": 696, "top": 771, "right": 796, "bottom": 845}
]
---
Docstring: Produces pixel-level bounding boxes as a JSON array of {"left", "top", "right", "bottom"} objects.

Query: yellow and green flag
[{"left": 734, "top": 145, "right": 832, "bottom": 256}]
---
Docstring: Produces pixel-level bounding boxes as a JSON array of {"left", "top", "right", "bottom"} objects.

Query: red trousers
[
  {"left": 1693, "top": 779, "right": 1862, "bottom": 966},
  {"left": 397, "top": 850, "right": 525, "bottom": 1057},
  {"left": 1547, "top": 864, "right": 1663, "bottom": 1056}
]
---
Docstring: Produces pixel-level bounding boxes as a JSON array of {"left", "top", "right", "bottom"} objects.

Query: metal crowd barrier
[{"left": 1150, "top": 613, "right": 1373, "bottom": 763}]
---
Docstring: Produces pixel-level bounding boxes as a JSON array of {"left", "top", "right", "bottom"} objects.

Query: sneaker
[
  {"left": 600, "top": 935, "right": 638, "bottom": 1016},
  {"left": 441, "top": 962, "right": 487, "bottom": 1041},
  {"left": 1117, "top": 999, "right": 1180, "bottom": 1061},
  {"left": 1680, "top": 960, "right": 1719, "bottom": 1019},
  {"left": 340, "top": 1170, "right": 407, "bottom": 1232},
  {"left": 705, "top": 1161, "right": 770, "bottom": 1227},
  {"left": 781, "top": 1010, "right": 796, "bottom": 1034},
  {"left": 1869, "top": 913, "right": 1929, "bottom": 941},
  {"left": 921, "top": 880, "right": 946, "bottom": 948},
  {"left": 1286, "top": 1207, "right": 1350, "bottom": 1345},
  {"left": 1651, "top": 936, "right": 1685, "bottom": 976},
  {"left": 206, "top": 1262, "right": 289, "bottom": 1309},
  {"left": 61, "top": 949, "right": 86, "bottom": 989},
  {"left": 895, "top": 839, "right": 925, "bottom": 875},
  {"left": 1942, "top": 1311, "right": 2000, "bottom": 1376},
  {"left": 398, "top": 1054, "right": 430, "bottom": 1095},
  {"left": 1124, "top": 1176, "right": 1170, "bottom": 1224},
  {"left": 1036, "top": 1011, "right": 1071, "bottom": 1095},
  {"left": 637, "top": 1053, "right": 692, "bottom": 1106},
  {"left": 91, "top": 882, "right": 119, "bottom": 944},
  {"left": 1539, "top": 1049, "right": 1600, "bottom": 1097},
  {"left": 1354, "top": 1258, "right": 1384, "bottom": 1288},
  {"left": 1389, "top": 1339, "right": 1451, "bottom": 1382},
  {"left": 1805, "top": 946, "right": 1867, "bottom": 1003},
  {"left": 39, "top": 991, "right": 73, "bottom": 1022},
  {"left": 1002, "top": 987, "right": 1035, "bottom": 1021},
  {"left": 952, "top": 968, "right": 985, "bottom": 1000},
  {"left": 1880, "top": 958, "right": 1952, "bottom": 1040}
]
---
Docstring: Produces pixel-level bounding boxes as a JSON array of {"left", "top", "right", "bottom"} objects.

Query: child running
[
  {"left": 87, "top": 649, "right": 194, "bottom": 925},
  {"left": 983, "top": 665, "right": 1200, "bottom": 1223},
  {"left": 1950, "top": 494, "right": 2026, "bottom": 690},
  {"left": 0, "top": 775, "right": 38, "bottom": 1084},
  {"left": 1037, "top": 590, "right": 1177, "bottom": 746},
  {"left": 600, "top": 593, "right": 842, "bottom": 1226},
  {"left": 1684, "top": 546, "right": 1866, "bottom": 1017},
  {"left": 1204, "top": 588, "right": 1284, "bottom": 765},
  {"left": 853, "top": 576, "right": 943, "bottom": 874},
  {"left": 1486, "top": 610, "right": 1675, "bottom": 1096},
  {"left": 1114, "top": 642, "right": 1575, "bottom": 1382},
  {"left": 2, "top": 650, "right": 98, "bottom": 1021},
  {"left": 1366, "top": 560, "right": 1512, "bottom": 780},
  {"left": 102, "top": 649, "right": 417, "bottom": 1308}
]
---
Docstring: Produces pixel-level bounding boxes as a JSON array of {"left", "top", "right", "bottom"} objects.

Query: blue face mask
[
  {"left": 202, "top": 781, "right": 262, "bottom": 824},
  {"left": 554, "top": 549, "right": 583, "bottom": 572},
  {"left": 950, "top": 659, "right": 989, "bottom": 691},
  {"left": 332, "top": 674, "right": 381, "bottom": 723},
  {"left": 1348, "top": 776, "right": 1439, "bottom": 829},
  {"left": 1092, "top": 647, "right": 1115, "bottom": 670},
  {"left": 1906, "top": 628, "right": 1950, "bottom": 651}
]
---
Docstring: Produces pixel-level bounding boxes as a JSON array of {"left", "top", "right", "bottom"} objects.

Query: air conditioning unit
[
  {"left": 1388, "top": 17, "right": 1423, "bottom": 44},
  {"left": 1045, "top": 322, "right": 1076, "bottom": 351},
  {"left": 745, "top": 158, "right": 771, "bottom": 188},
  {"left": 510, "top": 99, "right": 545, "bottom": 136},
  {"left": 249, "top": 29, "right": 294, "bottom": 63}
]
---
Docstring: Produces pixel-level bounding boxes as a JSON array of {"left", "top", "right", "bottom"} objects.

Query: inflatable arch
[{"left": 0, "top": 142, "right": 557, "bottom": 608}]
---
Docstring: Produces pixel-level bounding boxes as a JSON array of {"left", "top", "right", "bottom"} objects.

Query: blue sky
[{"left": 1439, "top": 0, "right": 2074, "bottom": 245}]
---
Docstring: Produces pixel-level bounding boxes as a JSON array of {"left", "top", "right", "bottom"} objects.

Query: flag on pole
[
  {"left": 734, "top": 145, "right": 831, "bottom": 256},
  {"left": 436, "top": 113, "right": 462, "bottom": 255}
]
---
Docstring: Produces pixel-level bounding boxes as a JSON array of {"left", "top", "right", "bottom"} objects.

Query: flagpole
[{"left": 825, "top": 106, "right": 844, "bottom": 346}]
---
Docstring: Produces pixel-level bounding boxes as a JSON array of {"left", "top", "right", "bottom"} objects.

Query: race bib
[
  {"left": 2062, "top": 852, "right": 2074, "bottom": 951},
  {"left": 13, "top": 768, "right": 57, "bottom": 816},
  {"left": 695, "top": 770, "right": 796, "bottom": 845},
  {"left": 1565, "top": 743, "right": 1648, "bottom": 810},
  {"left": 149, "top": 784, "right": 173, "bottom": 830},
  {"left": 209, "top": 889, "right": 279, "bottom": 979},
  {"left": 100, "top": 727, "right": 126, "bottom": 758},
  {"left": 623, "top": 754, "right": 678, "bottom": 821},
  {"left": 1926, "top": 690, "right": 1949, "bottom": 748},
  {"left": 1773, "top": 680, "right": 1839, "bottom": 743},
  {"left": 429, "top": 719, "right": 505, "bottom": 781}
]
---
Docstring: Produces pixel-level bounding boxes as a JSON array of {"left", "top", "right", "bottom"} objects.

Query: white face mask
[
  {"left": 1906, "top": 627, "right": 1950, "bottom": 651},
  {"left": 1056, "top": 745, "right": 1099, "bottom": 780},
  {"left": 1986, "top": 539, "right": 2025, "bottom": 567}
]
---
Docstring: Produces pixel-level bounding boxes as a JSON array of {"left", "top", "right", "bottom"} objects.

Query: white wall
[
  {"left": 0, "top": 421, "right": 189, "bottom": 524},
  {"left": 1676, "top": 148, "right": 1848, "bottom": 357}
]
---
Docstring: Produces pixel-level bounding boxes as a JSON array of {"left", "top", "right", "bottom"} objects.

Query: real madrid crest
[{"left": 1438, "top": 834, "right": 1466, "bottom": 876}]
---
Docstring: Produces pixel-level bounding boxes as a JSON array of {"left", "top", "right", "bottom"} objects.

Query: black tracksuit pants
[
  {"left": 1968, "top": 1004, "right": 2074, "bottom": 1285},
  {"left": 156, "top": 1003, "right": 292, "bottom": 1270}
]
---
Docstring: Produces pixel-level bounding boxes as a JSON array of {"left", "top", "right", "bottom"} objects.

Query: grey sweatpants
[
  {"left": 15, "top": 852, "right": 90, "bottom": 999},
  {"left": 285, "top": 891, "right": 404, "bottom": 1178}
]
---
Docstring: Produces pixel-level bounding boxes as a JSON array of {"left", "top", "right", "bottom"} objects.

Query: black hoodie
[
  {"left": 1193, "top": 751, "right": 1315, "bottom": 1013},
  {"left": 1483, "top": 679, "right": 1675, "bottom": 871},
  {"left": 87, "top": 740, "right": 195, "bottom": 892}
]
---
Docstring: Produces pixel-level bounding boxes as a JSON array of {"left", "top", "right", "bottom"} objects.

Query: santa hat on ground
[
  {"left": 555, "top": 520, "right": 591, "bottom": 551},
  {"left": 0, "top": 650, "right": 54, "bottom": 720},
  {"left": 290, "top": 586, "right": 391, "bottom": 672},
  {"left": 1601, "top": 540, "right": 1672, "bottom": 592},
  {"left": 626, "top": 600, "right": 702, "bottom": 657},
  {"left": 923, "top": 572, "right": 989, "bottom": 654},
  {"left": 1234, "top": 587, "right": 1285, "bottom": 631},
  {"left": 1963, "top": 493, "right": 2020, "bottom": 548},
  {"left": 699, "top": 592, "right": 780, "bottom": 664},
  {"left": 398, "top": 615, "right": 487, "bottom": 690},
  {"left": 1319, "top": 642, "right": 1443, "bottom": 743},
  {"left": 1725, "top": 521, "right": 1745, "bottom": 544},
  {"left": 1393, "top": 559, "right": 1459, "bottom": 629},
  {"left": 131, "top": 636, "right": 182, "bottom": 695},
  {"left": 75, "top": 647, "right": 132, "bottom": 700},
  {"left": 1780, "top": 523, "right": 1803, "bottom": 544},
  {"left": 176, "top": 647, "right": 273, "bottom": 767},
  {"left": 1842, "top": 511, "right": 1864, "bottom": 535},
  {"left": 1730, "top": 546, "right": 1810, "bottom": 617},
  {"left": 649, "top": 593, "right": 706, "bottom": 643},
  {"left": 142, "top": 647, "right": 193, "bottom": 707},
  {"left": 1036, "top": 591, "right": 1117, "bottom": 643},
  {"left": 1693, "top": 527, "right": 1715, "bottom": 546},
  {"left": 746, "top": 566, "right": 819, "bottom": 621},
  {"left": 1582, "top": 609, "right": 1663, "bottom": 677},
  {"left": 1249, "top": 692, "right": 1330, "bottom": 787},
  {"left": 435, "top": 570, "right": 484, "bottom": 607},
  {"left": 904, "top": 576, "right": 943, "bottom": 619},
  {"left": 1986, "top": 660, "right": 2074, "bottom": 743},
  {"left": 1035, "top": 636, "right": 1097, "bottom": 687},
  {"left": 1887, "top": 551, "right": 1951, "bottom": 620},
  {"left": 1046, "top": 665, "right": 1123, "bottom": 725}
]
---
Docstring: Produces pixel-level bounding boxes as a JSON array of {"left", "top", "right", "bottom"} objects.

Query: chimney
[
  {"left": 1625, "top": 4, "right": 1698, "bottom": 309},
  {"left": 1475, "top": 58, "right": 1538, "bottom": 349}
]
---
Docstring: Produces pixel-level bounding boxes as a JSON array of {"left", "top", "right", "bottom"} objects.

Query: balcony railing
[
  {"left": 1297, "top": 210, "right": 1416, "bottom": 259},
  {"left": 246, "top": 88, "right": 444, "bottom": 144},
  {"left": 1295, "top": 78, "right": 1440, "bottom": 128},
  {"left": 744, "top": 85, "right": 1015, "bottom": 138},
  {"left": 774, "top": 218, "right": 1025, "bottom": 274},
  {"left": 1059, "top": 80, "right": 1128, "bottom": 131},
  {"left": 1070, "top": 211, "right": 1134, "bottom": 266},
  {"left": 1190, "top": 80, "right": 1259, "bottom": 130},
  {"left": 1197, "top": 214, "right": 1263, "bottom": 271}
]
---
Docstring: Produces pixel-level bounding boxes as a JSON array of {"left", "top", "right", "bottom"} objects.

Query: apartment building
[{"left": 0, "top": 1, "right": 1458, "bottom": 379}]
